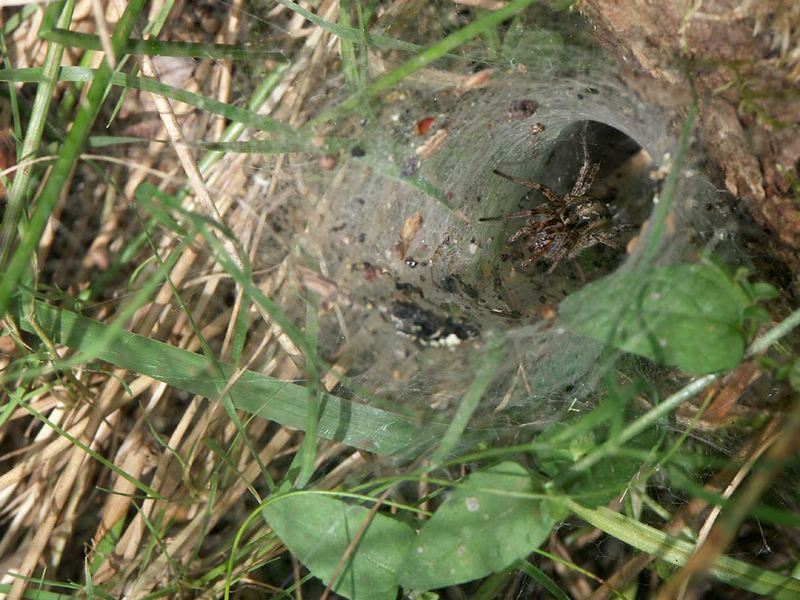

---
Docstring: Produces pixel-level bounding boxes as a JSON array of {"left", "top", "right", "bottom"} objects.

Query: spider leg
[
  {"left": 508, "top": 218, "right": 557, "bottom": 243},
  {"left": 520, "top": 243, "right": 553, "bottom": 268},
  {"left": 569, "top": 126, "right": 601, "bottom": 198},
  {"left": 565, "top": 224, "right": 617, "bottom": 259},
  {"left": 570, "top": 161, "right": 600, "bottom": 198},
  {"left": 493, "top": 169, "right": 563, "bottom": 205},
  {"left": 543, "top": 230, "right": 577, "bottom": 272},
  {"left": 588, "top": 223, "right": 638, "bottom": 248},
  {"left": 479, "top": 207, "right": 551, "bottom": 222},
  {"left": 508, "top": 224, "right": 533, "bottom": 243}
]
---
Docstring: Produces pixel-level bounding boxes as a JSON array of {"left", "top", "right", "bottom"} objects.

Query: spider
[{"left": 480, "top": 146, "right": 634, "bottom": 273}]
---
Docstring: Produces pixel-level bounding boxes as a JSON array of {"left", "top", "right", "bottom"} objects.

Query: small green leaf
[
  {"left": 743, "top": 305, "right": 770, "bottom": 325},
  {"left": 560, "top": 263, "right": 753, "bottom": 374},
  {"left": 261, "top": 493, "right": 415, "bottom": 600},
  {"left": 398, "top": 462, "right": 556, "bottom": 591},
  {"left": 751, "top": 282, "right": 779, "bottom": 300}
]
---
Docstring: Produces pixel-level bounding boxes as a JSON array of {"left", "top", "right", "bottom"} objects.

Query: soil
[{"left": 580, "top": 0, "right": 800, "bottom": 271}]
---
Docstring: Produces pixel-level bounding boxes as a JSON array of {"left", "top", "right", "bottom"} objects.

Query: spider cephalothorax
[{"left": 481, "top": 146, "right": 634, "bottom": 273}]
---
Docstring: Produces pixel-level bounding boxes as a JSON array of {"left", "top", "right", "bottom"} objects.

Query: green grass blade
[
  {"left": 517, "top": 560, "right": 571, "bottom": 600},
  {"left": 641, "top": 95, "right": 697, "bottom": 263},
  {"left": 338, "top": 0, "right": 360, "bottom": 90},
  {"left": 0, "top": 0, "right": 75, "bottom": 267},
  {"left": 0, "top": 67, "right": 296, "bottom": 138},
  {"left": 276, "top": 0, "right": 420, "bottom": 53},
  {"left": 199, "top": 62, "right": 290, "bottom": 171},
  {"left": 310, "top": 0, "right": 537, "bottom": 126},
  {"left": 0, "top": 0, "right": 148, "bottom": 314},
  {"left": 293, "top": 296, "right": 322, "bottom": 489},
  {"left": 567, "top": 499, "right": 800, "bottom": 598},
  {"left": 18, "top": 300, "right": 442, "bottom": 457},
  {"left": 39, "top": 25, "right": 277, "bottom": 60},
  {"left": 429, "top": 335, "right": 503, "bottom": 465},
  {"left": 3, "top": 3, "right": 37, "bottom": 35}
]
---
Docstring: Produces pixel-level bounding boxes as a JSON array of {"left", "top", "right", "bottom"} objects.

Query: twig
[{"left": 319, "top": 489, "right": 392, "bottom": 600}]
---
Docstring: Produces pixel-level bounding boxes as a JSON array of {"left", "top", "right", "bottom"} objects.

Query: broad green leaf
[
  {"left": 559, "top": 263, "right": 753, "bottom": 374},
  {"left": 398, "top": 462, "right": 556, "bottom": 590},
  {"left": 262, "top": 493, "right": 415, "bottom": 600}
]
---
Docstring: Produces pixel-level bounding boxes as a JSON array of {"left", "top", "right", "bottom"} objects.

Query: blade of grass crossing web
[
  {"left": 309, "top": 0, "right": 537, "bottom": 126},
  {"left": 275, "top": 0, "right": 420, "bottom": 53},
  {"left": 198, "top": 62, "right": 290, "bottom": 171},
  {"left": 641, "top": 95, "right": 697, "bottom": 263},
  {"left": 17, "top": 300, "right": 433, "bottom": 456},
  {"left": 429, "top": 335, "right": 504, "bottom": 466},
  {"left": 338, "top": 0, "right": 360, "bottom": 90},
  {"left": 0, "top": 0, "right": 148, "bottom": 315},
  {"left": 0, "top": 0, "right": 75, "bottom": 268}
]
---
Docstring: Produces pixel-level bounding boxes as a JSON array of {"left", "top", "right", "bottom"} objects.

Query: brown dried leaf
[
  {"left": 400, "top": 211, "right": 423, "bottom": 243},
  {"left": 395, "top": 211, "right": 424, "bottom": 259}
]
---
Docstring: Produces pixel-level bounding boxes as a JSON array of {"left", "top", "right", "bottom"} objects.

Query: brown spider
[{"left": 480, "top": 149, "right": 634, "bottom": 273}]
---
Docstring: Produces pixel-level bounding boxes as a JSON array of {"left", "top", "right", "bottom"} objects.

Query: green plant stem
[{"left": 641, "top": 95, "right": 697, "bottom": 264}]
